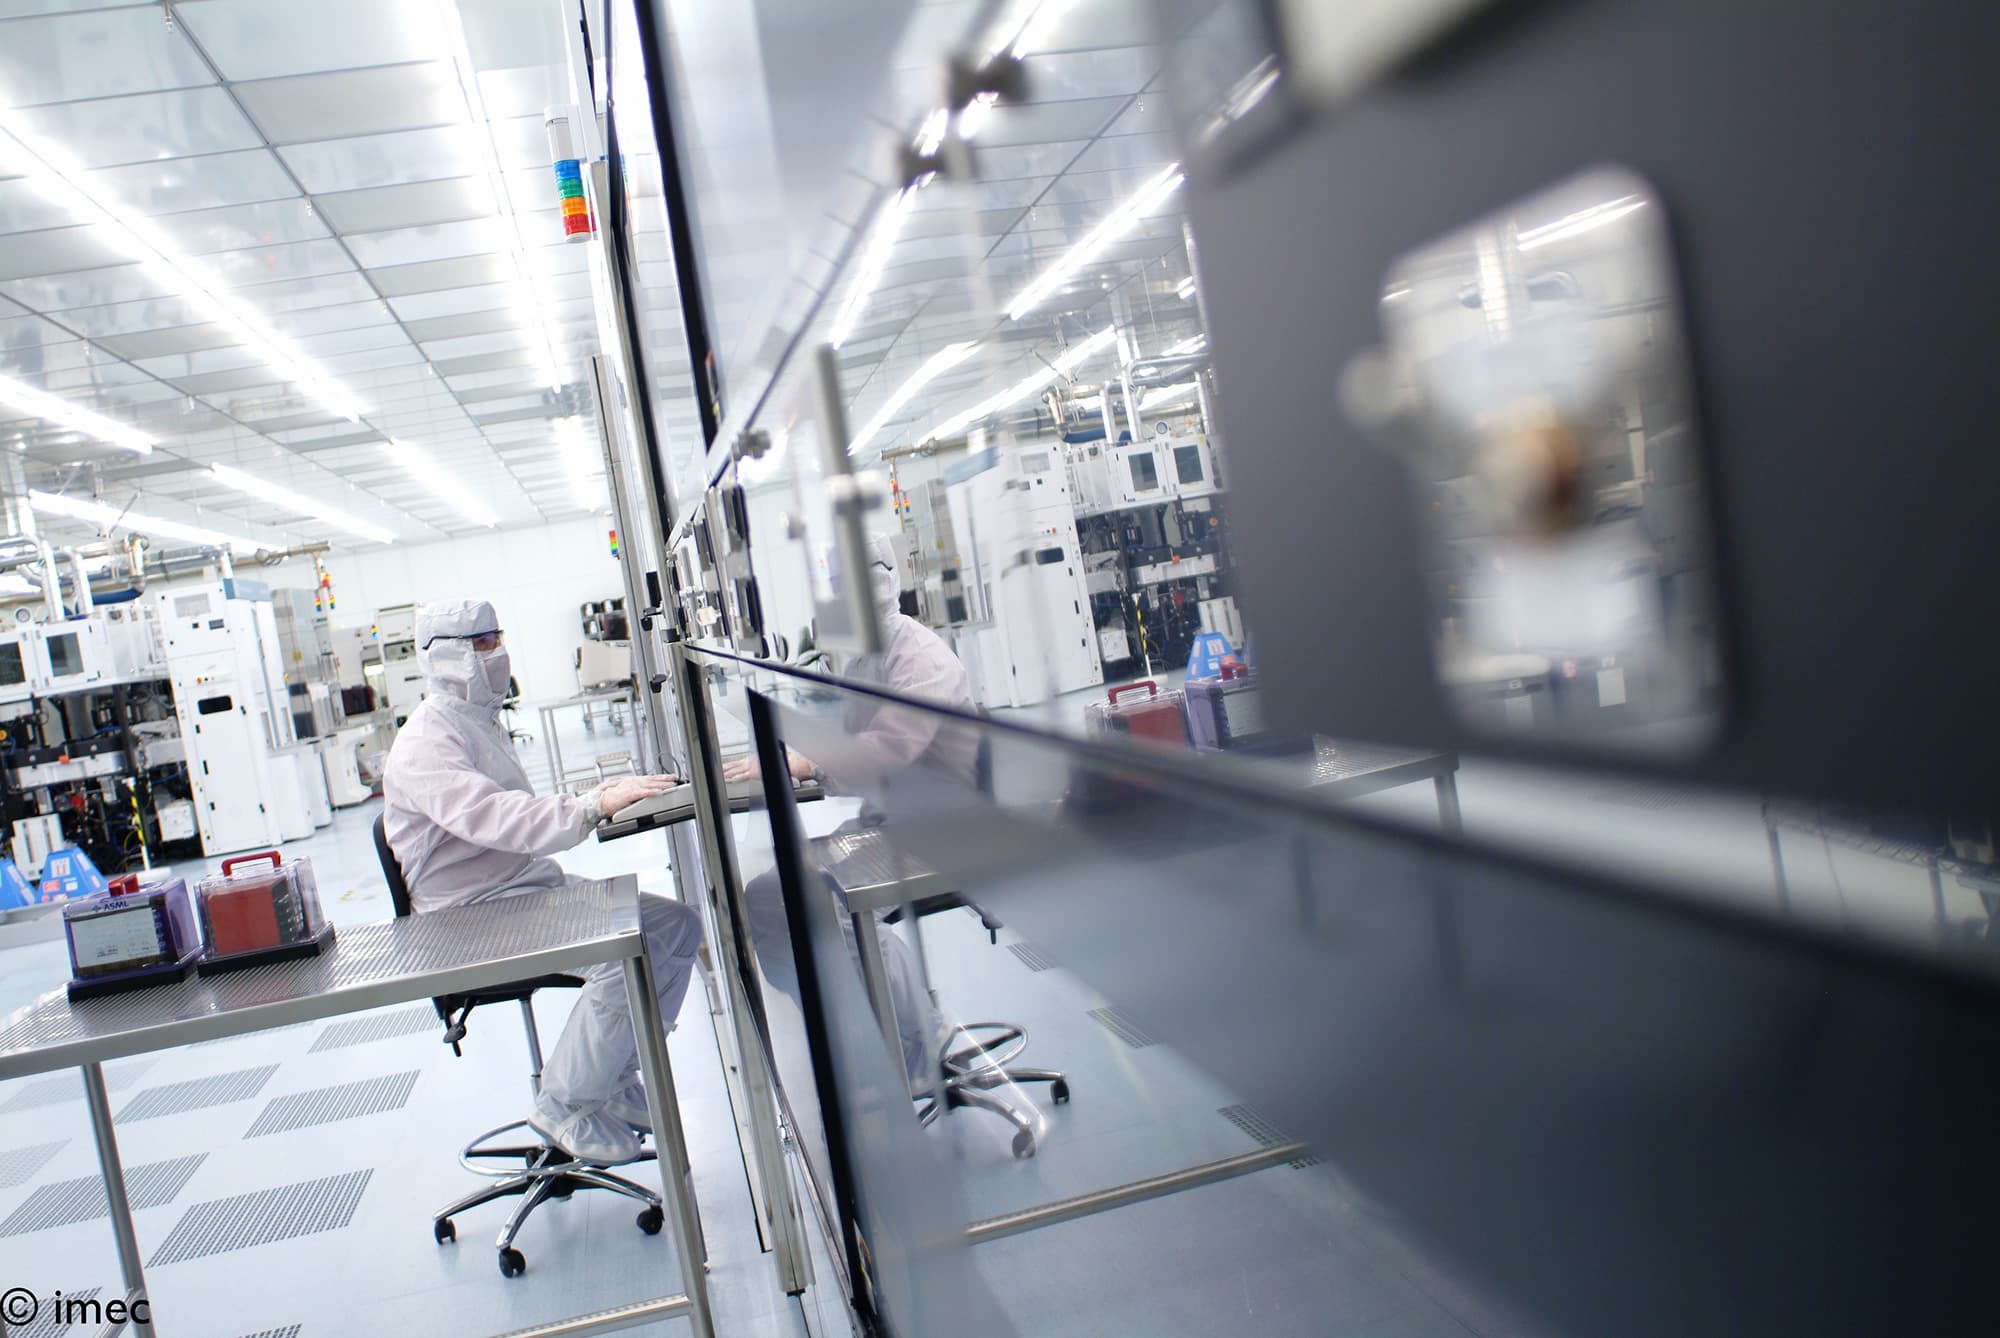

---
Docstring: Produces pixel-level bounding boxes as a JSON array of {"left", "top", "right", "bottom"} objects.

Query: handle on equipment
[
  {"left": 1107, "top": 681, "right": 1159, "bottom": 705},
  {"left": 221, "top": 850, "right": 282, "bottom": 876},
  {"left": 108, "top": 873, "right": 139, "bottom": 896}
]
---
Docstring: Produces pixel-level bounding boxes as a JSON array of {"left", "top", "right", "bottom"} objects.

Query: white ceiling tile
[
  {"left": 313, "top": 177, "right": 492, "bottom": 235},
  {"left": 149, "top": 197, "right": 329, "bottom": 255},
  {"left": 366, "top": 253, "right": 510, "bottom": 296},
  {"left": 174, "top": 0, "right": 442, "bottom": 81},
  {"left": 457, "top": 0, "right": 566, "bottom": 72},
  {"left": 85, "top": 148, "right": 298, "bottom": 215},
  {"left": 419, "top": 329, "right": 529, "bottom": 361},
  {"left": 318, "top": 344, "right": 425, "bottom": 376},
  {"left": 236, "top": 270, "right": 379, "bottom": 316},
  {"left": 233, "top": 62, "right": 463, "bottom": 145},
  {"left": 477, "top": 63, "right": 566, "bottom": 119},
  {"left": 201, "top": 236, "right": 355, "bottom": 289},
  {"left": 401, "top": 308, "right": 522, "bottom": 344},
  {"left": 0, "top": 176, "right": 89, "bottom": 235},
  {"left": 0, "top": 223, "right": 134, "bottom": 280},
  {"left": 343, "top": 216, "right": 510, "bottom": 269},
  {"left": 0, "top": 5, "right": 213, "bottom": 105},
  {"left": 0, "top": 260, "right": 179, "bottom": 311},
  {"left": 90, "top": 320, "right": 240, "bottom": 360},
  {"left": 291, "top": 324, "right": 408, "bottom": 359},
  {"left": 278, "top": 125, "right": 482, "bottom": 194},
  {"left": 488, "top": 113, "right": 554, "bottom": 172},
  {"left": 0, "top": 1, "right": 151, "bottom": 16},
  {"left": 10, "top": 86, "right": 264, "bottom": 167},
  {"left": 386, "top": 281, "right": 513, "bottom": 321},
  {"left": 965, "top": 96, "right": 1127, "bottom": 148},
  {"left": 265, "top": 298, "right": 396, "bottom": 340},
  {"left": 50, "top": 292, "right": 206, "bottom": 338}
]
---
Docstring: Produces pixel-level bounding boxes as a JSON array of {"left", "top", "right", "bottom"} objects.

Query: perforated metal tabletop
[
  {"left": 811, "top": 827, "right": 952, "bottom": 913},
  {"left": 0, "top": 877, "right": 642, "bottom": 1080}
]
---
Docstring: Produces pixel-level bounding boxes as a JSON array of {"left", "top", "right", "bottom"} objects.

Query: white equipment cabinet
[
  {"left": 373, "top": 605, "right": 424, "bottom": 727},
  {"left": 947, "top": 445, "right": 1103, "bottom": 708},
  {"left": 158, "top": 582, "right": 326, "bottom": 855}
]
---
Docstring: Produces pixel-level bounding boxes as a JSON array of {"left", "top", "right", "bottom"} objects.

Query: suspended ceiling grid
[{"left": 0, "top": 0, "right": 616, "bottom": 553}]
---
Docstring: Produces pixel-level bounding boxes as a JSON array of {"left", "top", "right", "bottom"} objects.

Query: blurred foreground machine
[{"left": 1181, "top": 4, "right": 2000, "bottom": 1338}]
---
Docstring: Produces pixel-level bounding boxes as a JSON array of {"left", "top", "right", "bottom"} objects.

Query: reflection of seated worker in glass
[
  {"left": 730, "top": 535, "right": 976, "bottom": 1082},
  {"left": 382, "top": 600, "right": 704, "bottom": 1166}
]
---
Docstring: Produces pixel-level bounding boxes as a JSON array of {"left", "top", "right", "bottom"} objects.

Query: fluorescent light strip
[
  {"left": 830, "top": 185, "right": 917, "bottom": 349},
  {"left": 918, "top": 324, "right": 1116, "bottom": 443},
  {"left": 555, "top": 417, "right": 608, "bottom": 511},
  {"left": 0, "top": 126, "right": 365, "bottom": 424},
  {"left": 28, "top": 489, "right": 263, "bottom": 555},
  {"left": 433, "top": 0, "right": 565, "bottom": 391},
  {"left": 1005, "top": 164, "right": 1186, "bottom": 321},
  {"left": 848, "top": 341, "right": 981, "bottom": 456},
  {"left": 385, "top": 440, "right": 498, "bottom": 527},
  {"left": 1164, "top": 335, "right": 1206, "bottom": 357},
  {"left": 0, "top": 372, "right": 153, "bottom": 455},
  {"left": 211, "top": 463, "right": 395, "bottom": 545},
  {"left": 957, "top": 92, "right": 999, "bottom": 141}
]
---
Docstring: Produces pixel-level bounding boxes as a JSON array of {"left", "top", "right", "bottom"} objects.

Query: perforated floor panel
[
  {"left": 0, "top": 1139, "right": 65, "bottom": 1189},
  {"left": 1087, "top": 1006, "right": 1156, "bottom": 1049},
  {"left": 115, "top": 1065, "right": 278, "bottom": 1122},
  {"left": 0, "top": 1154, "right": 207, "bottom": 1238},
  {"left": 0, "top": 1058, "right": 158, "bottom": 1113},
  {"left": 147, "top": 1169, "right": 372, "bottom": 1266},
  {"left": 232, "top": 1327, "right": 301, "bottom": 1338},
  {"left": 1218, "top": 1103, "right": 1322, "bottom": 1169},
  {"left": 308, "top": 1005, "right": 438, "bottom": 1052},
  {"left": 1008, "top": 941, "right": 1054, "bottom": 972},
  {"left": 244, "top": 1071, "right": 420, "bottom": 1138}
]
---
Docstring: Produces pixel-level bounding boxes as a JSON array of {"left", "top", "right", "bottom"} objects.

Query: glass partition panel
[{"left": 733, "top": 663, "right": 2000, "bottom": 1338}]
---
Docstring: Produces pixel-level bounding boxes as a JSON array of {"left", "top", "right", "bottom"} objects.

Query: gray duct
[{"left": 60, "top": 549, "right": 93, "bottom": 616}]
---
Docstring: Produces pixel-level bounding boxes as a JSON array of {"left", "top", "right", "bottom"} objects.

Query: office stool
[
  {"left": 888, "top": 892, "right": 1070, "bottom": 1158},
  {"left": 372, "top": 813, "right": 664, "bottom": 1278}
]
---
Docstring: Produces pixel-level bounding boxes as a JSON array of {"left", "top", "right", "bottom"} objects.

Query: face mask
[{"left": 481, "top": 647, "right": 512, "bottom": 698}]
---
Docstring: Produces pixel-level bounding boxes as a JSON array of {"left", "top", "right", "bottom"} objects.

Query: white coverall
[{"left": 383, "top": 599, "right": 703, "bottom": 1163}]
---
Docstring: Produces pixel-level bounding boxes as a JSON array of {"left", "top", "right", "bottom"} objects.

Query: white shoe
[
  {"left": 603, "top": 1078, "right": 652, "bottom": 1135},
  {"left": 528, "top": 1091, "right": 642, "bottom": 1164}
]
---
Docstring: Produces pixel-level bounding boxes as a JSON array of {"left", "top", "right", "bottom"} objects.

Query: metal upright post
[
  {"left": 82, "top": 1062, "right": 153, "bottom": 1338},
  {"left": 625, "top": 952, "right": 715, "bottom": 1338}
]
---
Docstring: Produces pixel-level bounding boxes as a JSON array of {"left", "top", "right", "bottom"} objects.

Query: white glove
[{"left": 592, "top": 774, "right": 678, "bottom": 819}]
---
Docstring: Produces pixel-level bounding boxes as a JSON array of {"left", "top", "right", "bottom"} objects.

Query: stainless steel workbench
[{"left": 0, "top": 877, "right": 714, "bottom": 1338}]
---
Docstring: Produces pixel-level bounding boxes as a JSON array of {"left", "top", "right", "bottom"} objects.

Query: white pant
[{"left": 542, "top": 891, "right": 705, "bottom": 1107}]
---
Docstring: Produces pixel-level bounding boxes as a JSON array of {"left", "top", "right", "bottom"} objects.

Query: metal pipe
[
  {"left": 35, "top": 539, "right": 60, "bottom": 620},
  {"left": 62, "top": 548, "right": 93, "bottom": 616}
]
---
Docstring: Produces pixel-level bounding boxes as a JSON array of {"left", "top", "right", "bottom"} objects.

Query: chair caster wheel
[
  {"left": 499, "top": 1247, "right": 527, "bottom": 1278},
  {"left": 434, "top": 1217, "right": 455, "bottom": 1244},
  {"left": 1051, "top": 1079, "right": 1070, "bottom": 1104},
  {"left": 636, "top": 1205, "right": 664, "bottom": 1235},
  {"left": 1011, "top": 1129, "right": 1036, "bottom": 1159}
]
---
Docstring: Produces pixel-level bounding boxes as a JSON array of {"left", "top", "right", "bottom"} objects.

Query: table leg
[
  {"left": 82, "top": 1062, "right": 153, "bottom": 1338},
  {"left": 623, "top": 954, "right": 716, "bottom": 1338},
  {"left": 546, "top": 707, "right": 567, "bottom": 795},
  {"left": 851, "top": 908, "right": 903, "bottom": 1081},
  {"left": 1433, "top": 772, "right": 1464, "bottom": 836}
]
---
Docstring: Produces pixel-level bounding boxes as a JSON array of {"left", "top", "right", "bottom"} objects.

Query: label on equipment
[
  {"left": 70, "top": 905, "right": 166, "bottom": 971},
  {"left": 1597, "top": 667, "right": 1628, "bottom": 708}
]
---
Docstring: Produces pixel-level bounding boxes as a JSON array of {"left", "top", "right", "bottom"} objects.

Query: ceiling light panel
[
  {"left": 85, "top": 148, "right": 297, "bottom": 215},
  {"left": 211, "top": 462, "right": 396, "bottom": 544},
  {"left": 0, "top": 7, "right": 213, "bottom": 105},
  {"left": 229, "top": 64, "right": 466, "bottom": 145},
  {"left": 383, "top": 438, "right": 497, "bottom": 527},
  {"left": 173, "top": 0, "right": 443, "bottom": 82},
  {"left": 0, "top": 370, "right": 153, "bottom": 453},
  {"left": 8, "top": 88, "right": 263, "bottom": 169},
  {"left": 1006, "top": 163, "right": 1184, "bottom": 320},
  {"left": 27, "top": 489, "right": 266, "bottom": 555}
]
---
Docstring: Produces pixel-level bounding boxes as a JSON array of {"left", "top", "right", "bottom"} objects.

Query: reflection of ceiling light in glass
[
  {"left": 385, "top": 440, "right": 498, "bottom": 527},
  {"left": 1006, "top": 164, "right": 1185, "bottom": 320},
  {"left": 0, "top": 125, "right": 365, "bottom": 423},
  {"left": 0, "top": 373, "right": 153, "bottom": 455},
  {"left": 432, "top": 0, "right": 565, "bottom": 391},
  {"left": 848, "top": 341, "right": 981, "bottom": 456},
  {"left": 830, "top": 185, "right": 917, "bottom": 349},
  {"left": 1163, "top": 335, "right": 1206, "bottom": 357},
  {"left": 919, "top": 325, "right": 1116, "bottom": 444},
  {"left": 1139, "top": 380, "right": 1200, "bottom": 413},
  {"left": 988, "top": 0, "right": 1081, "bottom": 60},
  {"left": 28, "top": 489, "right": 263, "bottom": 555},
  {"left": 555, "top": 417, "right": 609, "bottom": 511},
  {"left": 211, "top": 464, "right": 396, "bottom": 545},
  {"left": 1517, "top": 195, "right": 1647, "bottom": 251},
  {"left": 957, "top": 91, "right": 999, "bottom": 140},
  {"left": 1176, "top": 275, "right": 1197, "bottom": 301}
]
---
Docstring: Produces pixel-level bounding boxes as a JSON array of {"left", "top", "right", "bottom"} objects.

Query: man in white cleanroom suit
[{"left": 383, "top": 599, "right": 702, "bottom": 1164}]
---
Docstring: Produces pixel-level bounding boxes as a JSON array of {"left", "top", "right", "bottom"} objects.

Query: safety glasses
[{"left": 424, "top": 628, "right": 504, "bottom": 653}]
